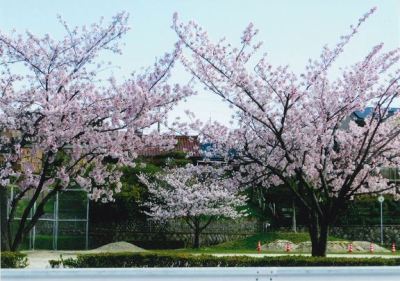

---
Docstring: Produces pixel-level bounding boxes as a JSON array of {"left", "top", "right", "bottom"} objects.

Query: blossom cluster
[
  {"left": 139, "top": 164, "right": 247, "bottom": 220},
  {"left": 173, "top": 7, "right": 400, "bottom": 204},
  {"left": 0, "top": 13, "right": 191, "bottom": 202}
]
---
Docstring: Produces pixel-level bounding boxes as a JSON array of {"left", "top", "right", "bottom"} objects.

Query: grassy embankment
[{"left": 154, "top": 232, "right": 349, "bottom": 254}]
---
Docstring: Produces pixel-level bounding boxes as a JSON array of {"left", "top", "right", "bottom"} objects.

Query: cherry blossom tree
[
  {"left": 0, "top": 13, "right": 191, "bottom": 251},
  {"left": 174, "top": 8, "right": 400, "bottom": 256},
  {"left": 139, "top": 164, "right": 247, "bottom": 248}
]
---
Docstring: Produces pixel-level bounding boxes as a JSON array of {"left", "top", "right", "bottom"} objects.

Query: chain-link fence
[{"left": 8, "top": 187, "right": 89, "bottom": 250}]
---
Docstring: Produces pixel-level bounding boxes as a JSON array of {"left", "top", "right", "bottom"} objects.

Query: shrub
[
  {"left": 49, "top": 252, "right": 400, "bottom": 268},
  {"left": 1, "top": 252, "right": 28, "bottom": 268}
]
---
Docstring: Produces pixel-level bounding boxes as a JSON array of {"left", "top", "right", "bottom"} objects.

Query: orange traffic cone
[
  {"left": 369, "top": 243, "right": 374, "bottom": 254},
  {"left": 392, "top": 242, "right": 396, "bottom": 254},
  {"left": 285, "top": 242, "right": 291, "bottom": 252},
  {"left": 257, "top": 241, "right": 261, "bottom": 253},
  {"left": 348, "top": 243, "right": 353, "bottom": 253}
]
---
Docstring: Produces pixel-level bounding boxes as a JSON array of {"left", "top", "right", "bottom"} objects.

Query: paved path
[{"left": 23, "top": 251, "right": 78, "bottom": 268}]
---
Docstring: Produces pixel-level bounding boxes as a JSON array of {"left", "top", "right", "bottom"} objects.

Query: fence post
[
  {"left": 32, "top": 202, "right": 36, "bottom": 250},
  {"left": 53, "top": 191, "right": 59, "bottom": 250},
  {"left": 85, "top": 198, "right": 89, "bottom": 250}
]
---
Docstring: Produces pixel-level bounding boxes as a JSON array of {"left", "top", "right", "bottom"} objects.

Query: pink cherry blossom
[
  {"left": 0, "top": 12, "right": 191, "bottom": 251},
  {"left": 173, "top": 7, "right": 400, "bottom": 256},
  {"left": 139, "top": 164, "right": 247, "bottom": 248}
]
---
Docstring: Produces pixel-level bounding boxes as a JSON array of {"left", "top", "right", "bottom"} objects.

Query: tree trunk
[
  {"left": 1, "top": 186, "right": 10, "bottom": 251},
  {"left": 292, "top": 199, "right": 297, "bottom": 233},
  {"left": 193, "top": 219, "right": 201, "bottom": 249},
  {"left": 186, "top": 217, "right": 213, "bottom": 249},
  {"left": 10, "top": 194, "right": 51, "bottom": 251},
  {"left": 308, "top": 212, "right": 329, "bottom": 257}
]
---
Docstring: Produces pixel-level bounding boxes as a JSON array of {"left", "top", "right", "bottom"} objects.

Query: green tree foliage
[
  {"left": 336, "top": 195, "right": 400, "bottom": 226},
  {"left": 247, "top": 185, "right": 400, "bottom": 227},
  {"left": 90, "top": 152, "right": 191, "bottom": 223}
]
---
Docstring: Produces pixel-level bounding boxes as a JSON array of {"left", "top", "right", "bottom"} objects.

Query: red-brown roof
[{"left": 140, "top": 135, "right": 201, "bottom": 158}]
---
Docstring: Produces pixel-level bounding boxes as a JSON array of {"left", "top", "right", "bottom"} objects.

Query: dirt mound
[
  {"left": 261, "top": 240, "right": 297, "bottom": 251},
  {"left": 262, "top": 240, "right": 390, "bottom": 253},
  {"left": 296, "top": 241, "right": 353, "bottom": 253},
  {"left": 90, "top": 241, "right": 146, "bottom": 253},
  {"left": 352, "top": 241, "right": 389, "bottom": 252}
]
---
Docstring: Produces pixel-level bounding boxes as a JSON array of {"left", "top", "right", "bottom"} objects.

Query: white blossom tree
[
  {"left": 173, "top": 8, "right": 400, "bottom": 256},
  {"left": 139, "top": 164, "right": 247, "bottom": 248},
  {"left": 0, "top": 13, "right": 191, "bottom": 251}
]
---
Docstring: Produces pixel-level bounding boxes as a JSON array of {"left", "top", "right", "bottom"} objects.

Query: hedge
[
  {"left": 1, "top": 252, "right": 28, "bottom": 268},
  {"left": 49, "top": 252, "right": 400, "bottom": 268}
]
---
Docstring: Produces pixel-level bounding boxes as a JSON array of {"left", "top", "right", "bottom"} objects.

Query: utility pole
[{"left": 378, "top": 195, "right": 385, "bottom": 245}]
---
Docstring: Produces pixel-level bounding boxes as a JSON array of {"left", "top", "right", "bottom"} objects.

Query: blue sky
[{"left": 1, "top": 0, "right": 399, "bottom": 126}]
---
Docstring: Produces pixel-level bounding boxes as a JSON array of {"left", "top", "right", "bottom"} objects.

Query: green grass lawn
[
  {"left": 150, "top": 232, "right": 400, "bottom": 255},
  {"left": 208, "top": 232, "right": 312, "bottom": 251},
  {"left": 153, "top": 232, "right": 347, "bottom": 254}
]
